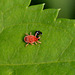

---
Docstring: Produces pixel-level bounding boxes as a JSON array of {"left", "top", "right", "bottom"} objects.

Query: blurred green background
[{"left": 30, "top": 0, "right": 75, "bottom": 19}]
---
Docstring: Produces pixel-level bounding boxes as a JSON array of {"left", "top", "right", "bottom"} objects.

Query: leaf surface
[{"left": 0, "top": 0, "right": 75, "bottom": 75}]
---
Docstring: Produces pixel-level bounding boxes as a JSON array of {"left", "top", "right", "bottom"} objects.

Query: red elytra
[{"left": 24, "top": 32, "right": 41, "bottom": 47}]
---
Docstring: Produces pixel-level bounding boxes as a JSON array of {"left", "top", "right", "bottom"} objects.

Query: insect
[{"left": 24, "top": 31, "right": 42, "bottom": 47}]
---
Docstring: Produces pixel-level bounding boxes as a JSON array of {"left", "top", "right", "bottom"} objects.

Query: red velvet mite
[{"left": 24, "top": 32, "right": 41, "bottom": 47}]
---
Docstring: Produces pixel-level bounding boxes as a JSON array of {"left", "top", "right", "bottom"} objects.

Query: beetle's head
[
  {"left": 35, "top": 31, "right": 42, "bottom": 35},
  {"left": 35, "top": 31, "right": 42, "bottom": 38}
]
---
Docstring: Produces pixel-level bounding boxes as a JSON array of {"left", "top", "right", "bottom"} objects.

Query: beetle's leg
[
  {"left": 35, "top": 42, "right": 37, "bottom": 45},
  {"left": 25, "top": 33, "right": 29, "bottom": 36},
  {"left": 31, "top": 43, "right": 34, "bottom": 45},
  {"left": 30, "top": 32, "right": 32, "bottom": 35},
  {"left": 35, "top": 33, "right": 37, "bottom": 37},
  {"left": 25, "top": 43, "right": 29, "bottom": 47},
  {"left": 37, "top": 41, "right": 41, "bottom": 43}
]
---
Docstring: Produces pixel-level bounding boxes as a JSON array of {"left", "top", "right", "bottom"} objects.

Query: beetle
[{"left": 24, "top": 32, "right": 42, "bottom": 47}]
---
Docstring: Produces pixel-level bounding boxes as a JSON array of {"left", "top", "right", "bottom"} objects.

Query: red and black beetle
[{"left": 24, "top": 31, "right": 42, "bottom": 47}]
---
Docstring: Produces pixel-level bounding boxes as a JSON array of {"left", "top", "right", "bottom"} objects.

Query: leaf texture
[{"left": 0, "top": 0, "right": 75, "bottom": 75}]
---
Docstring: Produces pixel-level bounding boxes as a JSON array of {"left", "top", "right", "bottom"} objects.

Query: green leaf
[
  {"left": 54, "top": 19, "right": 75, "bottom": 61},
  {"left": 0, "top": 0, "right": 75, "bottom": 75}
]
